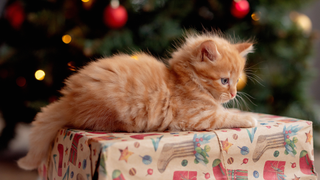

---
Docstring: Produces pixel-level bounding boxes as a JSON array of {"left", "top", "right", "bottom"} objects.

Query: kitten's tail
[{"left": 17, "top": 100, "right": 69, "bottom": 170}]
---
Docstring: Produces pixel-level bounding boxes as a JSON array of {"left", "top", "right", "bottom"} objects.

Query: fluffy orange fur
[{"left": 18, "top": 32, "right": 257, "bottom": 170}]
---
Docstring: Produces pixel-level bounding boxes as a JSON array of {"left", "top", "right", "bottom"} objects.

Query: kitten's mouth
[
  {"left": 222, "top": 99, "right": 232, "bottom": 104},
  {"left": 207, "top": 90, "right": 232, "bottom": 103},
  {"left": 216, "top": 94, "right": 232, "bottom": 104}
]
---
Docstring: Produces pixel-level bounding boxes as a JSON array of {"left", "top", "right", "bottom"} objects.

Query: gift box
[{"left": 38, "top": 113, "right": 317, "bottom": 180}]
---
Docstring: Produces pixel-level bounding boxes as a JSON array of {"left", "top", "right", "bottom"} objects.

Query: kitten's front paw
[{"left": 242, "top": 114, "right": 258, "bottom": 128}]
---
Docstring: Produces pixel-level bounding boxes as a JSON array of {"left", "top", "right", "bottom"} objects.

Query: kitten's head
[{"left": 170, "top": 32, "right": 254, "bottom": 103}]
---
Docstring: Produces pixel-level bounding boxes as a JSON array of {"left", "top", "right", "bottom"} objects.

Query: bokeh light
[
  {"left": 251, "top": 12, "right": 260, "bottom": 21},
  {"left": 16, "top": 77, "right": 26, "bottom": 87},
  {"left": 35, "top": 69, "right": 45, "bottom": 81},
  {"left": 62, "top": 34, "right": 72, "bottom": 44},
  {"left": 68, "top": 61, "right": 76, "bottom": 71}
]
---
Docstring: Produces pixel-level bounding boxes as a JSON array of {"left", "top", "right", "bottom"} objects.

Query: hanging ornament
[
  {"left": 231, "top": 0, "right": 250, "bottom": 19},
  {"left": 103, "top": 0, "right": 128, "bottom": 29},
  {"left": 5, "top": 1, "right": 25, "bottom": 30},
  {"left": 290, "top": 12, "right": 312, "bottom": 35},
  {"left": 237, "top": 71, "right": 247, "bottom": 91}
]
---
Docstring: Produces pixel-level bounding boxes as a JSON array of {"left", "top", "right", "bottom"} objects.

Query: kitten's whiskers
[
  {"left": 245, "top": 70, "right": 264, "bottom": 87},
  {"left": 237, "top": 94, "right": 248, "bottom": 110},
  {"left": 232, "top": 91, "right": 257, "bottom": 111},
  {"left": 238, "top": 91, "right": 257, "bottom": 107},
  {"left": 235, "top": 96, "right": 242, "bottom": 110}
]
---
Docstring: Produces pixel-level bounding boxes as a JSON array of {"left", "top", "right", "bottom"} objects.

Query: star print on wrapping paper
[
  {"left": 305, "top": 130, "right": 312, "bottom": 144},
  {"left": 119, "top": 146, "right": 134, "bottom": 163},
  {"left": 293, "top": 174, "right": 300, "bottom": 180},
  {"left": 221, "top": 138, "right": 233, "bottom": 153}
]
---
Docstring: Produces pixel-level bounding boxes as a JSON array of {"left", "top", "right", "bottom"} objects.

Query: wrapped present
[{"left": 38, "top": 113, "right": 317, "bottom": 180}]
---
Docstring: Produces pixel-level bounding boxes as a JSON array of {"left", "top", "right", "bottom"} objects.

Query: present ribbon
[
  {"left": 265, "top": 162, "right": 286, "bottom": 180},
  {"left": 212, "top": 130, "right": 230, "bottom": 180}
]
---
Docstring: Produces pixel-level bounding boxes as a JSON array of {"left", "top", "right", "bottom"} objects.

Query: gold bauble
[
  {"left": 290, "top": 11, "right": 312, "bottom": 35},
  {"left": 237, "top": 71, "right": 247, "bottom": 91}
]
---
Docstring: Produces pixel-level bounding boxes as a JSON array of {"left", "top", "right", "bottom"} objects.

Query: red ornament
[
  {"left": 231, "top": 0, "right": 250, "bottom": 19},
  {"left": 5, "top": 1, "right": 25, "bottom": 29},
  {"left": 147, "top": 168, "right": 153, "bottom": 176},
  {"left": 204, "top": 172, "right": 210, "bottom": 179},
  {"left": 103, "top": 2, "right": 128, "bottom": 29},
  {"left": 242, "top": 158, "right": 248, "bottom": 165}
]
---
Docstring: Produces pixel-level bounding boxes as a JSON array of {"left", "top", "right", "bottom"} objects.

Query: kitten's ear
[
  {"left": 200, "top": 40, "right": 221, "bottom": 62},
  {"left": 234, "top": 43, "right": 254, "bottom": 57}
]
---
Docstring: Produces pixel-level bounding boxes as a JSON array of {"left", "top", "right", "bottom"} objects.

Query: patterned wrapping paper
[{"left": 38, "top": 113, "right": 317, "bottom": 180}]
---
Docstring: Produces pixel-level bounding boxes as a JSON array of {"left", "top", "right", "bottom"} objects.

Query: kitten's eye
[{"left": 221, "top": 78, "right": 229, "bottom": 85}]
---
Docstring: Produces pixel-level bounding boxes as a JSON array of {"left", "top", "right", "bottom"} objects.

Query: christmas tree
[{"left": 0, "top": 0, "right": 318, "bottom": 149}]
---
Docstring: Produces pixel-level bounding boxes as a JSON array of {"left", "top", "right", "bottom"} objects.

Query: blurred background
[{"left": 1, "top": 0, "right": 320, "bottom": 179}]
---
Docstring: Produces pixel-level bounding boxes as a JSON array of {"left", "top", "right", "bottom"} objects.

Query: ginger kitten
[{"left": 18, "top": 32, "right": 257, "bottom": 170}]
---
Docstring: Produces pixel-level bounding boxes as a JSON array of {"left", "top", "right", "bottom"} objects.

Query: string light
[
  {"left": 62, "top": 34, "right": 72, "bottom": 44},
  {"left": 82, "top": 0, "right": 90, "bottom": 2},
  {"left": 68, "top": 61, "right": 76, "bottom": 71},
  {"left": 251, "top": 12, "right": 260, "bottom": 21},
  {"left": 35, "top": 69, "right": 45, "bottom": 81}
]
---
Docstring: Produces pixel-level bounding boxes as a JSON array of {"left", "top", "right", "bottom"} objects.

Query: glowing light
[
  {"left": 290, "top": 12, "right": 312, "bottom": 34},
  {"left": 251, "top": 12, "right": 260, "bottom": 21},
  {"left": 82, "top": 0, "right": 90, "bottom": 2},
  {"left": 35, "top": 70, "right": 45, "bottom": 81},
  {"left": 131, "top": 55, "right": 138, "bottom": 60},
  {"left": 68, "top": 61, "right": 76, "bottom": 71},
  {"left": 62, "top": 34, "right": 72, "bottom": 44}
]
